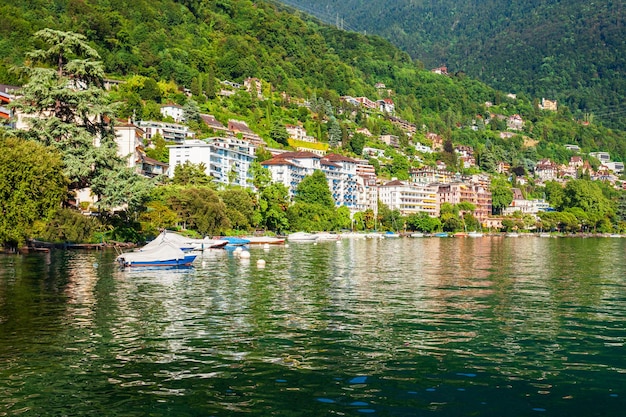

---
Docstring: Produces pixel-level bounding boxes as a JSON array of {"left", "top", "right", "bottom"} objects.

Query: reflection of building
[{"left": 168, "top": 137, "right": 257, "bottom": 189}]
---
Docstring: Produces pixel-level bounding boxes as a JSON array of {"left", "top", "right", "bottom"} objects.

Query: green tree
[
  {"left": 334, "top": 205, "right": 352, "bottom": 230},
  {"left": 491, "top": 177, "right": 513, "bottom": 215},
  {"left": 11, "top": 29, "right": 121, "bottom": 194},
  {"left": 258, "top": 183, "right": 290, "bottom": 233},
  {"left": 220, "top": 188, "right": 259, "bottom": 231},
  {"left": 145, "top": 133, "right": 169, "bottom": 163},
  {"left": 139, "top": 201, "right": 180, "bottom": 236},
  {"left": 167, "top": 187, "right": 230, "bottom": 235},
  {"left": 295, "top": 170, "right": 335, "bottom": 208},
  {"left": 173, "top": 162, "right": 214, "bottom": 187},
  {"left": 328, "top": 117, "right": 342, "bottom": 147},
  {"left": 0, "top": 136, "right": 68, "bottom": 248},
  {"left": 269, "top": 121, "right": 289, "bottom": 146}
]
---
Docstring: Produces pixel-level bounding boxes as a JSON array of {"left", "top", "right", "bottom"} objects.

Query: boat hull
[{"left": 119, "top": 254, "right": 197, "bottom": 267}]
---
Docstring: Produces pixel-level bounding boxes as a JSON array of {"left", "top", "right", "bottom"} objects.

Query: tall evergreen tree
[{"left": 10, "top": 29, "right": 151, "bottom": 211}]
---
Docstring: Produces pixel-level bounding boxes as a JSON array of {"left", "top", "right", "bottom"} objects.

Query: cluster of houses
[{"left": 2, "top": 80, "right": 625, "bottom": 224}]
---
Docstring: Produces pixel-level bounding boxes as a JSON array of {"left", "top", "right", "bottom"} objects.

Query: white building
[
  {"left": 160, "top": 104, "right": 185, "bottom": 123},
  {"left": 502, "top": 189, "right": 550, "bottom": 216},
  {"left": 114, "top": 122, "right": 144, "bottom": 168},
  {"left": 137, "top": 120, "right": 194, "bottom": 143},
  {"left": 603, "top": 161, "right": 624, "bottom": 175},
  {"left": 589, "top": 152, "right": 611, "bottom": 164},
  {"left": 262, "top": 152, "right": 368, "bottom": 212},
  {"left": 168, "top": 137, "right": 257, "bottom": 189},
  {"left": 378, "top": 179, "right": 439, "bottom": 217}
]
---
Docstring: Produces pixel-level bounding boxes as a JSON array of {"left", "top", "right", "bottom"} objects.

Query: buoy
[
  {"left": 239, "top": 250, "right": 250, "bottom": 259},
  {"left": 263, "top": 243, "right": 270, "bottom": 249},
  {"left": 257, "top": 259, "right": 266, "bottom": 268},
  {"left": 234, "top": 247, "right": 243, "bottom": 257},
  {"left": 285, "top": 244, "right": 289, "bottom": 248}
]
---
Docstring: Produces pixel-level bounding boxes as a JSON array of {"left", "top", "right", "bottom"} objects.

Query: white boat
[
  {"left": 314, "top": 232, "right": 341, "bottom": 241},
  {"left": 383, "top": 231, "right": 400, "bottom": 238},
  {"left": 410, "top": 232, "right": 424, "bottom": 238},
  {"left": 116, "top": 242, "right": 197, "bottom": 267},
  {"left": 287, "top": 232, "right": 319, "bottom": 242},
  {"left": 506, "top": 232, "right": 520, "bottom": 237},
  {"left": 244, "top": 236, "right": 286, "bottom": 245},
  {"left": 468, "top": 231, "right": 484, "bottom": 238},
  {"left": 539, "top": 233, "right": 551, "bottom": 238},
  {"left": 144, "top": 231, "right": 228, "bottom": 251}
]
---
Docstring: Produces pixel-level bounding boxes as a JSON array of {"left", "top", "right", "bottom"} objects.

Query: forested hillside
[
  {"left": 278, "top": 0, "right": 626, "bottom": 130},
  {"left": 1, "top": 0, "right": 625, "bottom": 163}
]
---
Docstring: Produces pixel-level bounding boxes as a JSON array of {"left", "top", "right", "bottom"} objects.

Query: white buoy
[
  {"left": 285, "top": 244, "right": 289, "bottom": 248},
  {"left": 239, "top": 250, "right": 250, "bottom": 259},
  {"left": 263, "top": 243, "right": 270, "bottom": 249},
  {"left": 234, "top": 247, "right": 243, "bottom": 257},
  {"left": 257, "top": 259, "right": 266, "bottom": 268}
]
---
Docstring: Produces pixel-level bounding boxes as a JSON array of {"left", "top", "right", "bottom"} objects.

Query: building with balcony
[
  {"left": 137, "top": 120, "right": 194, "bottom": 144},
  {"left": 378, "top": 180, "right": 439, "bottom": 217},
  {"left": 168, "top": 137, "right": 257, "bottom": 189}
]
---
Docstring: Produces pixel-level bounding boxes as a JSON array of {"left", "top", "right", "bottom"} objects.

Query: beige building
[{"left": 379, "top": 180, "right": 439, "bottom": 217}]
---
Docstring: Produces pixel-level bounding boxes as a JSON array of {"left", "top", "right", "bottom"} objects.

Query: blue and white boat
[
  {"left": 116, "top": 242, "right": 197, "bottom": 267},
  {"left": 221, "top": 236, "right": 251, "bottom": 246}
]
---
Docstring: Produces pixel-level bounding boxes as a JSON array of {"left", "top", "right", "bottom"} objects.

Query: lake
[{"left": 1, "top": 236, "right": 625, "bottom": 416}]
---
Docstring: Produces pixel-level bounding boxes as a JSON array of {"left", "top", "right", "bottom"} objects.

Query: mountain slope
[{"left": 277, "top": 0, "right": 626, "bottom": 129}]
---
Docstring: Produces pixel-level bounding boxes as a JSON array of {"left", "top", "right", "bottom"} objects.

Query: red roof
[
  {"left": 262, "top": 158, "right": 299, "bottom": 167},
  {"left": 324, "top": 153, "right": 357, "bottom": 163},
  {"left": 273, "top": 151, "right": 321, "bottom": 160}
]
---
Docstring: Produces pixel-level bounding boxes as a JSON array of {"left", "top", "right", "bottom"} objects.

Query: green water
[{"left": 1, "top": 237, "right": 625, "bottom": 416}]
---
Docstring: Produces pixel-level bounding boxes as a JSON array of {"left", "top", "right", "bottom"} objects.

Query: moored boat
[
  {"left": 468, "top": 231, "right": 484, "bottom": 238},
  {"left": 221, "top": 236, "right": 251, "bottom": 246},
  {"left": 410, "top": 232, "right": 424, "bottom": 238},
  {"left": 383, "top": 231, "right": 400, "bottom": 238},
  {"left": 244, "top": 236, "right": 286, "bottom": 245},
  {"left": 116, "top": 242, "right": 197, "bottom": 267},
  {"left": 314, "top": 232, "right": 341, "bottom": 241},
  {"left": 144, "top": 231, "right": 228, "bottom": 251},
  {"left": 287, "top": 232, "right": 319, "bottom": 242}
]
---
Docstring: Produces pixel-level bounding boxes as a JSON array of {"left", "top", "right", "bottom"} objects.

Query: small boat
[
  {"left": 144, "top": 231, "right": 227, "bottom": 251},
  {"left": 539, "top": 233, "right": 551, "bottom": 238},
  {"left": 609, "top": 234, "right": 622, "bottom": 238},
  {"left": 244, "top": 236, "right": 286, "bottom": 245},
  {"left": 117, "top": 242, "right": 197, "bottom": 267},
  {"left": 434, "top": 232, "right": 449, "bottom": 238},
  {"left": 453, "top": 232, "right": 468, "bottom": 238},
  {"left": 468, "top": 231, "right": 484, "bottom": 238},
  {"left": 221, "top": 236, "right": 251, "bottom": 246},
  {"left": 383, "top": 231, "right": 400, "bottom": 238},
  {"left": 314, "top": 232, "right": 341, "bottom": 241},
  {"left": 410, "top": 232, "right": 424, "bottom": 238},
  {"left": 287, "top": 232, "right": 319, "bottom": 242},
  {"left": 506, "top": 232, "right": 520, "bottom": 237}
]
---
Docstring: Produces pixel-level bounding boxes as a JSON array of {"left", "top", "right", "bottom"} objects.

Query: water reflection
[{"left": 1, "top": 237, "right": 625, "bottom": 416}]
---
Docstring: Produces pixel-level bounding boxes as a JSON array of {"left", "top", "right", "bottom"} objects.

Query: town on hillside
[{"left": 2, "top": 70, "right": 625, "bottom": 236}]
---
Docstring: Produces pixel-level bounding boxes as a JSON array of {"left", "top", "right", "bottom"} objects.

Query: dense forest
[{"left": 278, "top": 0, "right": 626, "bottom": 130}]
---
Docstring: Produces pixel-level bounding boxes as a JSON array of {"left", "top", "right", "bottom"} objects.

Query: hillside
[
  {"left": 1, "top": 0, "right": 625, "bottom": 164},
  {"left": 277, "top": 0, "right": 626, "bottom": 130}
]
